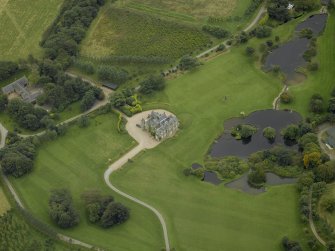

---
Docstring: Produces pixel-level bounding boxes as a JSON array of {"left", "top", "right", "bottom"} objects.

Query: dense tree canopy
[
  {"left": 0, "top": 139, "right": 36, "bottom": 178},
  {"left": 49, "top": 189, "right": 79, "bottom": 229},
  {"left": 268, "top": 0, "right": 290, "bottom": 22},
  {"left": 179, "top": 56, "right": 200, "bottom": 71},
  {"left": 309, "top": 94, "right": 325, "bottom": 113},
  {"left": 81, "top": 190, "right": 129, "bottom": 228},
  {"left": 293, "top": 0, "right": 318, "bottom": 11},
  {"left": 0, "top": 61, "right": 19, "bottom": 82},
  {"left": 139, "top": 75, "right": 165, "bottom": 94},
  {"left": 7, "top": 99, "right": 48, "bottom": 131}
]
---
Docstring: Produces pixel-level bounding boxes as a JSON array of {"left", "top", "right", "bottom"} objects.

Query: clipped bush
[
  {"left": 263, "top": 127, "right": 276, "bottom": 141},
  {"left": 280, "top": 91, "right": 293, "bottom": 104}
]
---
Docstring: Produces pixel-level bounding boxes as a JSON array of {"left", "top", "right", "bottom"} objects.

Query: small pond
[
  {"left": 202, "top": 171, "right": 222, "bottom": 185},
  {"left": 264, "top": 14, "right": 328, "bottom": 81},
  {"left": 191, "top": 163, "right": 203, "bottom": 170},
  {"left": 296, "top": 14, "right": 328, "bottom": 35},
  {"left": 210, "top": 109, "right": 301, "bottom": 159},
  {"left": 225, "top": 173, "right": 296, "bottom": 195}
]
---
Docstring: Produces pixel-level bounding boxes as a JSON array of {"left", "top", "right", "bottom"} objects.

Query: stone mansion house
[{"left": 141, "top": 111, "right": 179, "bottom": 141}]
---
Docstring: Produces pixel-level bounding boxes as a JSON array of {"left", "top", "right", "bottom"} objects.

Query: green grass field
[
  {"left": 281, "top": 12, "right": 335, "bottom": 117},
  {"left": 0, "top": 0, "right": 63, "bottom": 61},
  {"left": 80, "top": 4, "right": 210, "bottom": 61},
  {"left": 0, "top": 186, "right": 10, "bottom": 215},
  {"left": 110, "top": 47, "right": 308, "bottom": 250},
  {"left": 11, "top": 45, "right": 309, "bottom": 250},
  {"left": 10, "top": 113, "right": 165, "bottom": 250}
]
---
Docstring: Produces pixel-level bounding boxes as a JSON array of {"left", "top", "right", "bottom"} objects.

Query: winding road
[{"left": 104, "top": 110, "right": 175, "bottom": 251}]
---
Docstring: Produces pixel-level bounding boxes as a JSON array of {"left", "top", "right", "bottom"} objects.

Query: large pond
[
  {"left": 264, "top": 14, "right": 328, "bottom": 80},
  {"left": 210, "top": 109, "right": 301, "bottom": 158},
  {"left": 225, "top": 173, "right": 297, "bottom": 195}
]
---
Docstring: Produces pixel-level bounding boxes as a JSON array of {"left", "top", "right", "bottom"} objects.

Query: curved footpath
[
  {"left": 309, "top": 189, "right": 327, "bottom": 246},
  {"left": 272, "top": 85, "right": 288, "bottom": 110},
  {"left": 196, "top": 4, "right": 266, "bottom": 58},
  {"left": 104, "top": 110, "right": 174, "bottom": 251}
]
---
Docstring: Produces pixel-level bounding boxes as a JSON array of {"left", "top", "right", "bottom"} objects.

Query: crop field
[
  {"left": 281, "top": 13, "right": 335, "bottom": 117},
  {"left": 0, "top": 0, "right": 63, "bottom": 61},
  {"left": 10, "top": 113, "right": 164, "bottom": 250},
  {"left": 110, "top": 47, "right": 308, "bottom": 250},
  {"left": 80, "top": 5, "right": 210, "bottom": 61},
  {"left": 120, "top": 0, "right": 252, "bottom": 21},
  {"left": 0, "top": 186, "right": 10, "bottom": 216}
]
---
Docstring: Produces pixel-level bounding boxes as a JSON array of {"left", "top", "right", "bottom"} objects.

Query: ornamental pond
[
  {"left": 264, "top": 14, "right": 328, "bottom": 81},
  {"left": 210, "top": 109, "right": 302, "bottom": 159}
]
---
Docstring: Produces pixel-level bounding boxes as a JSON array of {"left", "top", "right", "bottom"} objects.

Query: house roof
[
  {"left": 2, "top": 76, "right": 28, "bottom": 94},
  {"left": 1, "top": 76, "right": 42, "bottom": 103}
]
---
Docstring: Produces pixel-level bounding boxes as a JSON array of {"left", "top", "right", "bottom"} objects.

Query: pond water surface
[
  {"left": 264, "top": 14, "right": 328, "bottom": 80},
  {"left": 225, "top": 172, "right": 296, "bottom": 195},
  {"left": 210, "top": 109, "right": 301, "bottom": 159},
  {"left": 202, "top": 171, "right": 222, "bottom": 185}
]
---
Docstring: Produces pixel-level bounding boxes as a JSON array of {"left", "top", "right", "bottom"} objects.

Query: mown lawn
[
  {"left": 281, "top": 12, "right": 335, "bottom": 117},
  {"left": 11, "top": 113, "right": 164, "bottom": 251},
  {"left": 0, "top": 0, "right": 63, "bottom": 61},
  {"left": 111, "top": 47, "right": 308, "bottom": 250}
]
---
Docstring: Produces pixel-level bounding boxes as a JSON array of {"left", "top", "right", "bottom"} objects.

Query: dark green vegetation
[
  {"left": 263, "top": 126, "right": 276, "bottom": 141},
  {"left": 0, "top": 61, "right": 19, "bottom": 82},
  {"left": 0, "top": 138, "right": 36, "bottom": 178},
  {"left": 81, "top": 190, "right": 129, "bottom": 228},
  {"left": 49, "top": 189, "right": 79, "bottom": 229},
  {"left": 231, "top": 124, "right": 257, "bottom": 140},
  {"left": 184, "top": 156, "right": 248, "bottom": 181}
]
